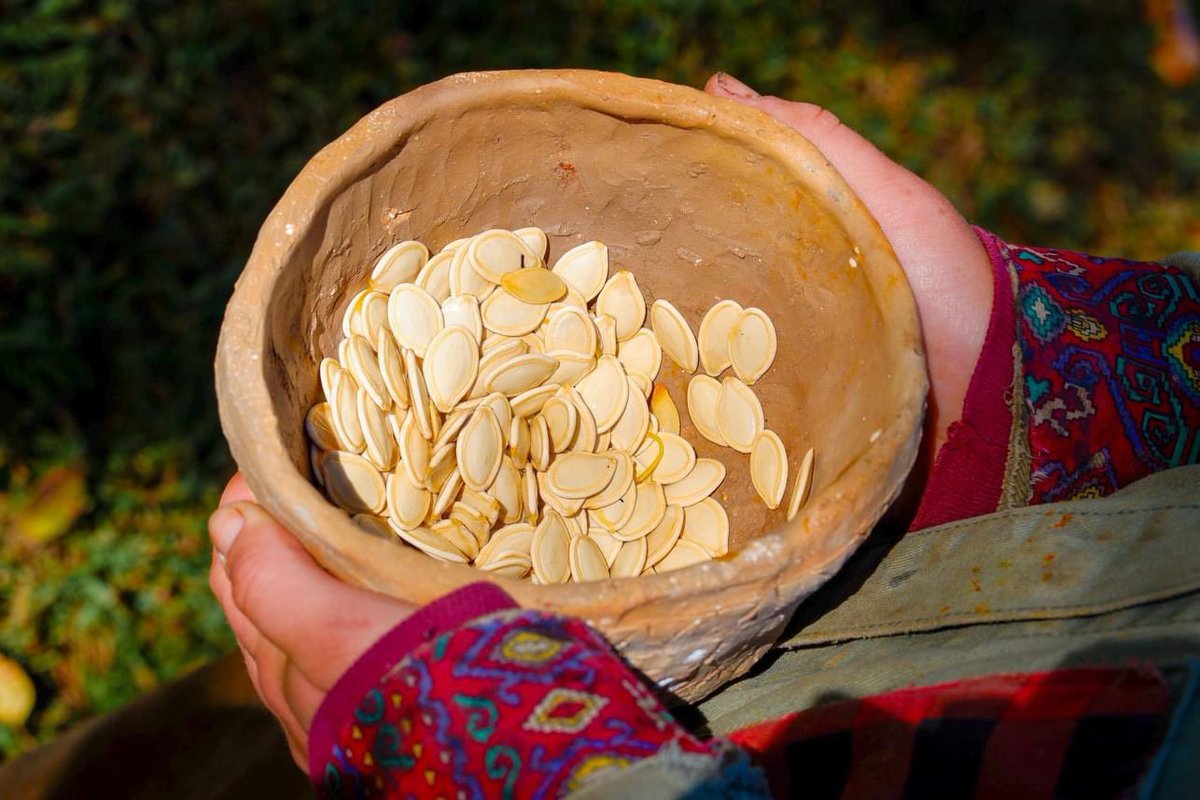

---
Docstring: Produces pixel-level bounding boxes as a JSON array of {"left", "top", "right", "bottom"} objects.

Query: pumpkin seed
[
  {"left": 531, "top": 512, "right": 570, "bottom": 584},
  {"left": 329, "top": 369, "right": 366, "bottom": 452},
  {"left": 376, "top": 329, "right": 411, "bottom": 410},
  {"left": 490, "top": 456, "right": 523, "bottom": 525},
  {"left": 501, "top": 266, "right": 567, "bottom": 305},
  {"left": 686, "top": 375, "right": 725, "bottom": 446},
  {"left": 681, "top": 497, "right": 730, "bottom": 557},
  {"left": 651, "top": 299, "right": 698, "bottom": 373},
  {"left": 656, "top": 540, "right": 710, "bottom": 573},
  {"left": 426, "top": 441, "right": 456, "bottom": 491},
  {"left": 459, "top": 489, "right": 501, "bottom": 529},
  {"left": 618, "top": 481, "right": 666, "bottom": 540},
  {"left": 510, "top": 383, "right": 559, "bottom": 418},
  {"left": 344, "top": 335, "right": 391, "bottom": 411},
  {"left": 543, "top": 305, "right": 597, "bottom": 355},
  {"left": 575, "top": 355, "right": 627, "bottom": 433},
  {"left": 787, "top": 447, "right": 815, "bottom": 522},
  {"left": 508, "top": 416, "right": 531, "bottom": 463},
  {"left": 395, "top": 524, "right": 468, "bottom": 563},
  {"left": 633, "top": 433, "right": 665, "bottom": 482},
  {"left": 528, "top": 414, "right": 552, "bottom": 471},
  {"left": 422, "top": 327, "right": 478, "bottom": 413},
  {"left": 569, "top": 535, "right": 610, "bottom": 582},
  {"left": 591, "top": 479, "right": 639, "bottom": 533},
  {"left": 478, "top": 523, "right": 534, "bottom": 564},
  {"left": 319, "top": 357, "right": 340, "bottom": 399},
  {"left": 522, "top": 462, "right": 540, "bottom": 525},
  {"left": 513, "top": 226, "right": 548, "bottom": 260},
  {"left": 431, "top": 406, "right": 472, "bottom": 452},
  {"left": 415, "top": 251, "right": 454, "bottom": 302},
  {"left": 448, "top": 245, "right": 495, "bottom": 299},
  {"left": 388, "top": 284, "right": 444, "bottom": 358},
  {"left": 348, "top": 291, "right": 389, "bottom": 341},
  {"left": 305, "top": 403, "right": 340, "bottom": 451},
  {"left": 663, "top": 458, "right": 726, "bottom": 506},
  {"left": 540, "top": 395, "right": 578, "bottom": 452},
  {"left": 653, "top": 432, "right": 696, "bottom": 484},
  {"left": 729, "top": 307, "right": 777, "bottom": 385},
  {"left": 322, "top": 451, "right": 386, "bottom": 514},
  {"left": 617, "top": 328, "right": 662, "bottom": 381},
  {"left": 750, "top": 430, "right": 788, "bottom": 510},
  {"left": 546, "top": 452, "right": 616, "bottom": 499},
  {"left": 457, "top": 406, "right": 504, "bottom": 492},
  {"left": 608, "top": 377, "right": 651, "bottom": 453},
  {"left": 551, "top": 241, "right": 608, "bottom": 302},
  {"left": 596, "top": 271, "right": 646, "bottom": 341},
  {"left": 403, "top": 347, "right": 435, "bottom": 440},
  {"left": 594, "top": 314, "right": 618, "bottom": 357},
  {"left": 397, "top": 412, "right": 430, "bottom": 487},
  {"left": 484, "top": 353, "right": 558, "bottom": 396},
  {"left": 371, "top": 241, "right": 428, "bottom": 292},
  {"left": 628, "top": 370, "right": 652, "bottom": 399},
  {"left": 481, "top": 287, "right": 549, "bottom": 337},
  {"left": 437, "top": 515, "right": 482, "bottom": 560},
  {"left": 716, "top": 376, "right": 764, "bottom": 454},
  {"left": 644, "top": 505, "right": 685, "bottom": 568},
  {"left": 587, "top": 527, "right": 623, "bottom": 567},
  {"left": 650, "top": 384, "right": 680, "bottom": 435},
  {"left": 358, "top": 389, "right": 398, "bottom": 470},
  {"left": 432, "top": 467, "right": 463, "bottom": 517},
  {"left": 610, "top": 537, "right": 648, "bottom": 578},
  {"left": 478, "top": 337, "right": 527, "bottom": 375},
  {"left": 698, "top": 299, "right": 743, "bottom": 376},
  {"left": 584, "top": 451, "right": 634, "bottom": 510},
  {"left": 545, "top": 350, "right": 594, "bottom": 387},
  {"left": 468, "top": 229, "right": 538, "bottom": 284},
  {"left": 440, "top": 236, "right": 472, "bottom": 253},
  {"left": 353, "top": 513, "right": 392, "bottom": 538},
  {"left": 564, "top": 387, "right": 599, "bottom": 452},
  {"left": 386, "top": 470, "right": 430, "bottom": 531},
  {"left": 441, "top": 294, "right": 483, "bottom": 343}
]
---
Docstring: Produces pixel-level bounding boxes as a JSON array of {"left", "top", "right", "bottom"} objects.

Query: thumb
[{"left": 212, "top": 501, "right": 411, "bottom": 687}]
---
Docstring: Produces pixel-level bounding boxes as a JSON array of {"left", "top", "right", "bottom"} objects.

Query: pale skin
[{"left": 208, "top": 73, "right": 994, "bottom": 769}]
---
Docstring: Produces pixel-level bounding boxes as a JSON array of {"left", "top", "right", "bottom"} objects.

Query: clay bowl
[{"left": 215, "top": 69, "right": 926, "bottom": 701}]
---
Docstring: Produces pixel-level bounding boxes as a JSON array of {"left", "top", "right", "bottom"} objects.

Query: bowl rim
[{"left": 215, "top": 68, "right": 927, "bottom": 617}]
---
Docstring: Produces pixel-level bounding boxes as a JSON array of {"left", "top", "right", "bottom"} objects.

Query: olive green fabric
[{"left": 691, "top": 466, "right": 1200, "bottom": 735}]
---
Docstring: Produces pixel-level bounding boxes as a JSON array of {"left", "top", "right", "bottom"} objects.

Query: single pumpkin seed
[
  {"left": 522, "top": 462, "right": 540, "bottom": 525},
  {"left": 596, "top": 270, "right": 646, "bottom": 341},
  {"left": 750, "top": 430, "right": 788, "bottom": 510},
  {"left": 546, "top": 452, "right": 617, "bottom": 499},
  {"left": 650, "top": 384, "right": 680, "bottom": 434},
  {"left": 404, "top": 348, "right": 434, "bottom": 440},
  {"left": 510, "top": 383, "right": 559, "bottom": 418},
  {"left": 594, "top": 314, "right": 618, "bottom": 357},
  {"left": 376, "top": 329, "right": 411, "bottom": 410},
  {"left": 569, "top": 535, "right": 610, "bottom": 582},
  {"left": 681, "top": 497, "right": 730, "bottom": 557},
  {"left": 611, "top": 537, "right": 648, "bottom": 578},
  {"left": 322, "top": 451, "right": 386, "bottom": 514},
  {"left": 618, "top": 481, "right": 666, "bottom": 541},
  {"left": 353, "top": 513, "right": 392, "bottom": 538},
  {"left": 644, "top": 505, "right": 685, "bottom": 568},
  {"left": 531, "top": 510, "right": 571, "bottom": 584},
  {"left": 358, "top": 388, "right": 398, "bottom": 470},
  {"left": 716, "top": 376, "right": 764, "bottom": 453},
  {"left": 415, "top": 250, "right": 454, "bottom": 302},
  {"left": 698, "top": 299, "right": 743, "bottom": 376},
  {"left": 387, "top": 284, "right": 444, "bottom": 358},
  {"left": 633, "top": 433, "right": 665, "bottom": 482},
  {"left": 551, "top": 241, "right": 608, "bottom": 302},
  {"left": 457, "top": 406, "right": 504, "bottom": 492},
  {"left": 617, "top": 328, "right": 662, "bottom": 381},
  {"left": 656, "top": 540, "right": 710, "bottom": 572},
  {"left": 501, "top": 267, "right": 567, "bottom": 305},
  {"left": 609, "top": 377, "right": 650, "bottom": 453},
  {"left": 584, "top": 451, "right": 634, "bottom": 510},
  {"left": 344, "top": 335, "right": 391, "bottom": 411},
  {"left": 432, "top": 467, "right": 463, "bottom": 517},
  {"left": 663, "top": 458, "right": 726, "bottom": 507},
  {"left": 540, "top": 395, "right": 578, "bottom": 452},
  {"left": 513, "top": 226, "right": 548, "bottom": 260},
  {"left": 423, "top": 327, "right": 478, "bottom": 413},
  {"left": 329, "top": 369, "right": 366, "bottom": 452},
  {"left": 575, "top": 355, "right": 627, "bottom": 433},
  {"left": 544, "top": 350, "right": 594, "bottom": 387},
  {"left": 543, "top": 305, "right": 597, "bottom": 355},
  {"left": 729, "top": 307, "right": 777, "bottom": 385},
  {"left": 490, "top": 456, "right": 523, "bottom": 525},
  {"left": 508, "top": 416, "right": 531, "bottom": 463},
  {"left": 686, "top": 375, "right": 725, "bottom": 446},
  {"left": 397, "top": 412, "right": 430, "bottom": 487},
  {"left": 448, "top": 245, "right": 495, "bottom": 299},
  {"left": 386, "top": 470, "right": 430, "bottom": 531},
  {"left": 371, "top": 241, "right": 428, "bottom": 292},
  {"left": 528, "top": 414, "right": 552, "bottom": 471},
  {"left": 787, "top": 447, "right": 815, "bottom": 522},
  {"left": 437, "top": 515, "right": 482, "bottom": 560},
  {"left": 480, "top": 287, "right": 549, "bottom": 337},
  {"left": 468, "top": 229, "right": 538, "bottom": 284},
  {"left": 587, "top": 527, "right": 623, "bottom": 567},
  {"left": 305, "top": 403, "right": 340, "bottom": 451},
  {"left": 654, "top": 432, "right": 696, "bottom": 484},
  {"left": 349, "top": 291, "right": 389, "bottom": 342},
  {"left": 441, "top": 294, "right": 483, "bottom": 343},
  {"left": 395, "top": 524, "right": 468, "bottom": 563},
  {"left": 484, "top": 353, "right": 558, "bottom": 396},
  {"left": 651, "top": 299, "right": 698, "bottom": 373}
]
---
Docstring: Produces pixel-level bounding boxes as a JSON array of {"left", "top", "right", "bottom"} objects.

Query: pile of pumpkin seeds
[{"left": 306, "top": 227, "right": 814, "bottom": 583}]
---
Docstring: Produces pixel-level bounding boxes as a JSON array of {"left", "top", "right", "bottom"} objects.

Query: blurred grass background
[{"left": 1, "top": 0, "right": 1198, "bottom": 759}]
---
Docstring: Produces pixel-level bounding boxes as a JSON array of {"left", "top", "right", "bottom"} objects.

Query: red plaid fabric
[{"left": 731, "top": 668, "right": 1170, "bottom": 799}]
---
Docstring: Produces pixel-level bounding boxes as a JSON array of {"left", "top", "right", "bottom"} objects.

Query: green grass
[{"left": 2, "top": 0, "right": 1197, "bottom": 759}]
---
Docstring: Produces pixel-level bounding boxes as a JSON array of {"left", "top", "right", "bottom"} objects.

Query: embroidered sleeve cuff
[
  {"left": 306, "top": 582, "right": 516, "bottom": 783},
  {"left": 910, "top": 228, "right": 1020, "bottom": 530}
]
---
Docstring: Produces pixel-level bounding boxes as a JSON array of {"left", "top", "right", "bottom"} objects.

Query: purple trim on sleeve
[
  {"left": 909, "top": 228, "right": 1017, "bottom": 530},
  {"left": 306, "top": 582, "right": 516, "bottom": 782}
]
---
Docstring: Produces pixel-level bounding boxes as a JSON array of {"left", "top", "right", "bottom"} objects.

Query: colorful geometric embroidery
[
  {"left": 320, "top": 609, "right": 715, "bottom": 799},
  {"left": 1009, "top": 243, "right": 1200, "bottom": 503},
  {"left": 523, "top": 687, "right": 609, "bottom": 734}
]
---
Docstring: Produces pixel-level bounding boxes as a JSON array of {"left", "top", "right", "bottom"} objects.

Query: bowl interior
[{"left": 262, "top": 78, "right": 905, "bottom": 556}]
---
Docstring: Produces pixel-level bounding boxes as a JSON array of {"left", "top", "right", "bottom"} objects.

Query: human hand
[
  {"left": 705, "top": 73, "right": 994, "bottom": 463},
  {"left": 207, "top": 473, "right": 416, "bottom": 769}
]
